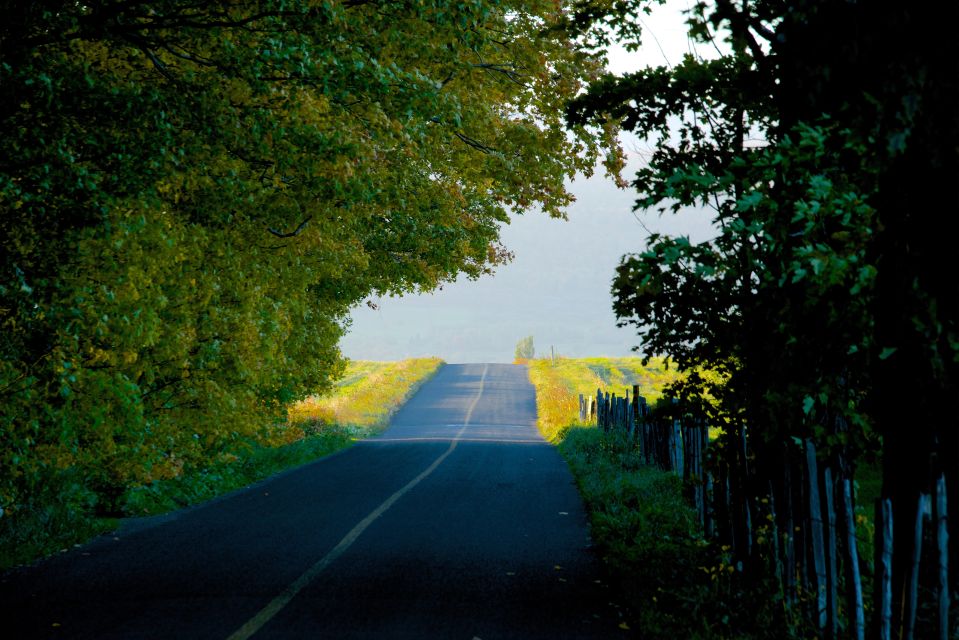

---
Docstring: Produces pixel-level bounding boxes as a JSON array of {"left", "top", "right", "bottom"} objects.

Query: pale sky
[{"left": 341, "top": 1, "right": 717, "bottom": 363}]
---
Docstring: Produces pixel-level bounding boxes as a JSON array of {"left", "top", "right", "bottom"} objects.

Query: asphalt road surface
[{"left": 2, "top": 364, "right": 625, "bottom": 639}]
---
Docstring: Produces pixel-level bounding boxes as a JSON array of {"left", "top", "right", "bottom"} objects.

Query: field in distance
[{"left": 527, "top": 356, "right": 680, "bottom": 442}]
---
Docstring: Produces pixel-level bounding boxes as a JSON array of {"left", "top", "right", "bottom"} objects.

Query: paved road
[{"left": 2, "top": 364, "right": 623, "bottom": 639}]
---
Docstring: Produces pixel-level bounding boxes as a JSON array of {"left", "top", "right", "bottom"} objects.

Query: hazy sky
[{"left": 341, "top": 1, "right": 716, "bottom": 363}]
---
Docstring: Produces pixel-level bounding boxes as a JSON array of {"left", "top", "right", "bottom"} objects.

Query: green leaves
[
  {"left": 1, "top": 0, "right": 609, "bottom": 535},
  {"left": 568, "top": 1, "right": 883, "bottom": 459}
]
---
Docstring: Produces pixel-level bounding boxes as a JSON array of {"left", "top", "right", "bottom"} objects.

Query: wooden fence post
[
  {"left": 904, "top": 493, "right": 929, "bottom": 640},
  {"left": 604, "top": 391, "right": 610, "bottom": 432},
  {"left": 782, "top": 451, "right": 797, "bottom": 607},
  {"left": 824, "top": 466, "right": 838, "bottom": 639},
  {"left": 639, "top": 396, "right": 650, "bottom": 464},
  {"left": 670, "top": 399, "right": 683, "bottom": 477},
  {"left": 596, "top": 388, "right": 603, "bottom": 431},
  {"left": 806, "top": 440, "right": 828, "bottom": 631},
  {"left": 935, "top": 474, "right": 949, "bottom": 640},
  {"left": 704, "top": 426, "right": 714, "bottom": 537},
  {"left": 842, "top": 473, "right": 865, "bottom": 640},
  {"left": 879, "top": 497, "right": 894, "bottom": 640}
]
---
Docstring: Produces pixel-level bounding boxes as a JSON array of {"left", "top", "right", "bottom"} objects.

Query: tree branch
[
  {"left": 454, "top": 132, "right": 496, "bottom": 154},
  {"left": 267, "top": 216, "right": 313, "bottom": 238}
]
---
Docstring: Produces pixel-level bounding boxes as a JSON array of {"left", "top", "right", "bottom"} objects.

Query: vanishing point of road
[{"left": 2, "top": 364, "right": 626, "bottom": 638}]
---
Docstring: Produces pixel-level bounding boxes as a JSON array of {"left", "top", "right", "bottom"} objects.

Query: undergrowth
[
  {"left": 527, "top": 356, "right": 795, "bottom": 639},
  {"left": 0, "top": 357, "right": 443, "bottom": 570}
]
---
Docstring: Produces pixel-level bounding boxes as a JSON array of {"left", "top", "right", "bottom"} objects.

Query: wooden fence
[{"left": 580, "top": 385, "right": 952, "bottom": 640}]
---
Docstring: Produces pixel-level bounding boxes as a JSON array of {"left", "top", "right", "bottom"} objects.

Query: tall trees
[
  {"left": 0, "top": 2, "right": 610, "bottom": 526},
  {"left": 567, "top": 0, "right": 958, "bottom": 634}
]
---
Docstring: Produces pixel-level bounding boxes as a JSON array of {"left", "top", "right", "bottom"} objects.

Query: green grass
[
  {"left": 287, "top": 357, "right": 444, "bottom": 435},
  {"left": 124, "top": 357, "right": 444, "bottom": 518},
  {"left": 527, "top": 356, "right": 678, "bottom": 442},
  {"left": 1, "top": 357, "right": 444, "bottom": 570},
  {"left": 527, "top": 356, "right": 792, "bottom": 639}
]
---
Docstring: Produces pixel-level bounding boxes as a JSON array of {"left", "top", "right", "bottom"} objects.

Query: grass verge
[
  {"left": 1, "top": 357, "right": 443, "bottom": 570},
  {"left": 528, "top": 356, "right": 790, "bottom": 639}
]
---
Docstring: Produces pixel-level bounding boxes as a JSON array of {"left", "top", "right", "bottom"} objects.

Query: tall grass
[{"left": 288, "top": 357, "right": 443, "bottom": 436}]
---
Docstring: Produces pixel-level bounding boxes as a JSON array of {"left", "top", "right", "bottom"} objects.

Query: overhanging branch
[{"left": 267, "top": 215, "right": 312, "bottom": 238}]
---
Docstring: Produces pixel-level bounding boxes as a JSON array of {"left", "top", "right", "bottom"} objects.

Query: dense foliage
[
  {"left": 566, "top": 0, "right": 958, "bottom": 636},
  {"left": 0, "top": 1, "right": 611, "bottom": 547}
]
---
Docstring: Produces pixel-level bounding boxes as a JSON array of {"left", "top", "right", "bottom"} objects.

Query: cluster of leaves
[
  {"left": 0, "top": 1, "right": 613, "bottom": 551},
  {"left": 2, "top": 357, "right": 441, "bottom": 568},
  {"left": 566, "top": 0, "right": 959, "bottom": 632},
  {"left": 567, "top": 1, "right": 882, "bottom": 458}
]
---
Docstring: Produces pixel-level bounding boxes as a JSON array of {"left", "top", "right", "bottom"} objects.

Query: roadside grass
[
  {"left": 527, "top": 356, "right": 677, "bottom": 442},
  {"left": 123, "top": 357, "right": 444, "bottom": 517},
  {"left": 287, "top": 357, "right": 443, "bottom": 435},
  {"left": 1, "top": 357, "right": 443, "bottom": 570},
  {"left": 528, "top": 356, "right": 790, "bottom": 639}
]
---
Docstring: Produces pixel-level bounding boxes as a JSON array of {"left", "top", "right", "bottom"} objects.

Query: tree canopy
[
  {"left": 566, "top": 0, "right": 959, "bottom": 635},
  {"left": 0, "top": 0, "right": 611, "bottom": 526}
]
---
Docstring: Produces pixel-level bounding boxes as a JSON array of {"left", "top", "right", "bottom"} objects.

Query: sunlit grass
[
  {"left": 119, "top": 358, "right": 444, "bottom": 521},
  {"left": 288, "top": 357, "right": 444, "bottom": 437},
  {"left": 527, "top": 356, "right": 679, "bottom": 442}
]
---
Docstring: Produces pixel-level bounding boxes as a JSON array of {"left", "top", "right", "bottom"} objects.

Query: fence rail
[{"left": 582, "top": 385, "right": 951, "bottom": 640}]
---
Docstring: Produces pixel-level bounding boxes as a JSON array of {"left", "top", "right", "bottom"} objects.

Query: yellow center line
[{"left": 226, "top": 364, "right": 489, "bottom": 640}]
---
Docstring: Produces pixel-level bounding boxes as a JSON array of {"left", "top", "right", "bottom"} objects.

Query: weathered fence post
[
  {"left": 638, "top": 396, "right": 650, "bottom": 464},
  {"left": 824, "top": 466, "right": 838, "bottom": 639},
  {"left": 842, "top": 472, "right": 865, "bottom": 640},
  {"left": 935, "top": 474, "right": 949, "bottom": 640},
  {"left": 596, "top": 388, "right": 603, "bottom": 431},
  {"left": 805, "top": 440, "right": 828, "bottom": 631},
  {"left": 670, "top": 399, "right": 683, "bottom": 477},
  {"left": 904, "top": 493, "right": 929, "bottom": 640},
  {"left": 878, "top": 497, "right": 894, "bottom": 640},
  {"left": 782, "top": 451, "right": 797, "bottom": 607}
]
